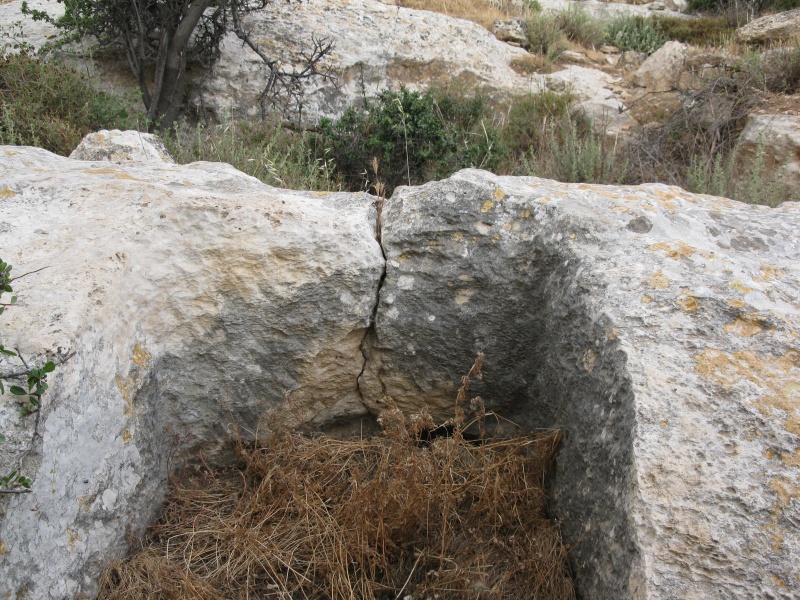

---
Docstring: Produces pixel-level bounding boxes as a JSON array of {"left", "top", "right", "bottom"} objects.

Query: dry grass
[
  {"left": 396, "top": 0, "right": 526, "bottom": 30},
  {"left": 98, "top": 357, "right": 574, "bottom": 599}
]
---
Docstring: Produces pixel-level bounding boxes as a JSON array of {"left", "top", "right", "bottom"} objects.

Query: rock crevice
[{"left": 1, "top": 134, "right": 799, "bottom": 599}]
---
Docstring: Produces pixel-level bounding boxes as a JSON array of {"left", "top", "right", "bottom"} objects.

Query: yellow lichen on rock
[
  {"left": 724, "top": 314, "right": 769, "bottom": 337},
  {"left": 649, "top": 241, "right": 697, "bottom": 260},
  {"left": 649, "top": 270, "right": 670, "bottom": 289}
]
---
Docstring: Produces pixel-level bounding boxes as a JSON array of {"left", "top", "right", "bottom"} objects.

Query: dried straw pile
[{"left": 99, "top": 359, "right": 574, "bottom": 599}]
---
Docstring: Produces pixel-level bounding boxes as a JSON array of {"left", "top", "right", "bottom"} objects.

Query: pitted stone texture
[
  {"left": 737, "top": 7, "right": 800, "bottom": 44},
  {"left": 69, "top": 129, "right": 176, "bottom": 163},
  {"left": 632, "top": 41, "right": 689, "bottom": 91},
  {"left": 360, "top": 169, "right": 800, "bottom": 599},
  {"left": 0, "top": 141, "right": 384, "bottom": 599},
  {"left": 492, "top": 18, "right": 527, "bottom": 44}
]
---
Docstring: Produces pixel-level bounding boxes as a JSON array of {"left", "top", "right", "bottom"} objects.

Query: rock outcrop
[
  {"left": 736, "top": 7, "right": 800, "bottom": 44},
  {"left": 197, "top": 0, "right": 632, "bottom": 131},
  {"left": 69, "top": 130, "right": 176, "bottom": 163},
  {"left": 360, "top": 170, "right": 800, "bottom": 598},
  {"left": 0, "top": 135, "right": 384, "bottom": 598},
  {"left": 2, "top": 137, "right": 799, "bottom": 599},
  {"left": 632, "top": 40, "right": 689, "bottom": 91}
]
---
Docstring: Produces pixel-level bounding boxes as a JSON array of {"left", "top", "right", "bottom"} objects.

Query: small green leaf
[
  {"left": 33, "top": 384, "right": 48, "bottom": 396},
  {"left": 10, "top": 295, "right": 16, "bottom": 304},
  {"left": 9, "top": 386, "right": 26, "bottom": 395},
  {"left": 0, "top": 433, "right": 6, "bottom": 442},
  {"left": 0, "top": 349, "right": 15, "bottom": 356},
  {"left": 43, "top": 361, "right": 55, "bottom": 373}
]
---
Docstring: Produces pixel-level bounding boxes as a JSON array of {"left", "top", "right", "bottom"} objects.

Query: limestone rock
[
  {"left": 69, "top": 129, "right": 176, "bottom": 163},
  {"left": 198, "top": 0, "right": 632, "bottom": 130},
  {"left": 360, "top": 169, "right": 800, "bottom": 599},
  {"left": 548, "top": 66, "right": 637, "bottom": 136},
  {"left": 0, "top": 140, "right": 384, "bottom": 599},
  {"left": 738, "top": 113, "right": 800, "bottom": 199},
  {"left": 492, "top": 18, "right": 527, "bottom": 45},
  {"left": 737, "top": 8, "right": 800, "bottom": 44},
  {"left": 632, "top": 40, "right": 689, "bottom": 91},
  {"left": 0, "top": 0, "right": 60, "bottom": 52},
  {"left": 198, "top": 0, "right": 539, "bottom": 124}
]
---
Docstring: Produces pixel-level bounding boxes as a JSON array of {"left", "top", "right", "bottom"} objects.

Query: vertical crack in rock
[{"left": 356, "top": 197, "right": 387, "bottom": 404}]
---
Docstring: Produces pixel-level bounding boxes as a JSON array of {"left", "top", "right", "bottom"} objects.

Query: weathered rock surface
[
  {"left": 632, "top": 40, "right": 689, "bottom": 91},
  {"left": 199, "top": 0, "right": 541, "bottom": 123},
  {"left": 739, "top": 113, "right": 800, "bottom": 199},
  {"left": 3, "top": 133, "right": 799, "bottom": 599},
  {"left": 0, "top": 136, "right": 384, "bottom": 598},
  {"left": 492, "top": 17, "right": 527, "bottom": 45},
  {"left": 360, "top": 169, "right": 800, "bottom": 598},
  {"left": 737, "top": 7, "right": 800, "bottom": 44},
  {"left": 548, "top": 65, "right": 637, "bottom": 136},
  {"left": 197, "top": 0, "right": 633, "bottom": 129},
  {"left": 69, "top": 129, "right": 175, "bottom": 163}
]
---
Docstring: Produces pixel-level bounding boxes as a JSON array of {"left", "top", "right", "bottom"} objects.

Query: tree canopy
[{"left": 24, "top": 0, "right": 332, "bottom": 129}]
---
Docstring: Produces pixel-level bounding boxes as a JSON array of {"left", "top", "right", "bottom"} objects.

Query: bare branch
[{"left": 1, "top": 350, "right": 76, "bottom": 380}]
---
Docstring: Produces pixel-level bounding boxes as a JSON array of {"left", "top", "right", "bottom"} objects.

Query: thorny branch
[{"left": 230, "top": 3, "right": 337, "bottom": 122}]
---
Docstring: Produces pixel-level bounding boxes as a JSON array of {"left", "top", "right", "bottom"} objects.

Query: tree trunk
[{"left": 145, "top": 0, "right": 216, "bottom": 131}]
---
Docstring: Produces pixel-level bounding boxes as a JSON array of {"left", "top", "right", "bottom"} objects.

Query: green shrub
[
  {"left": 317, "top": 86, "right": 501, "bottom": 194},
  {"left": 752, "top": 45, "right": 800, "bottom": 94},
  {"left": 686, "top": 141, "right": 795, "bottom": 206},
  {"left": 654, "top": 15, "right": 735, "bottom": 46},
  {"left": 605, "top": 15, "right": 667, "bottom": 55},
  {"left": 554, "top": 7, "right": 607, "bottom": 48},
  {"left": 165, "top": 120, "right": 339, "bottom": 191},
  {"left": 687, "top": 0, "right": 800, "bottom": 16},
  {"left": 500, "top": 90, "right": 574, "bottom": 160},
  {"left": 0, "top": 53, "right": 131, "bottom": 156},
  {"left": 523, "top": 12, "right": 568, "bottom": 60}
]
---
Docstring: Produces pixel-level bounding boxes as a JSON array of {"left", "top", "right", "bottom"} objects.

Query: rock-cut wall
[{"left": 1, "top": 132, "right": 799, "bottom": 599}]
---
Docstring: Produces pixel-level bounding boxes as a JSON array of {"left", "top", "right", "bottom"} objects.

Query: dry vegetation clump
[
  {"left": 396, "top": 0, "right": 526, "bottom": 30},
  {"left": 98, "top": 357, "right": 574, "bottom": 599}
]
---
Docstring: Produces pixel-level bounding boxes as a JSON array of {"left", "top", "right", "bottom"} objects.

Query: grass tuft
[{"left": 98, "top": 356, "right": 574, "bottom": 599}]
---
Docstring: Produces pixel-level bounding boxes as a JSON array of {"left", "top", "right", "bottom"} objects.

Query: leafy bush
[
  {"left": 500, "top": 90, "right": 575, "bottom": 160},
  {"left": 166, "top": 120, "right": 339, "bottom": 191},
  {"left": 685, "top": 141, "right": 793, "bottom": 206},
  {"left": 654, "top": 15, "right": 735, "bottom": 47},
  {"left": 317, "top": 86, "right": 501, "bottom": 194},
  {"left": 0, "top": 53, "right": 131, "bottom": 156},
  {"left": 523, "top": 12, "right": 568, "bottom": 60},
  {"left": 605, "top": 15, "right": 667, "bottom": 55},
  {"left": 687, "top": 0, "right": 800, "bottom": 16},
  {"left": 752, "top": 45, "right": 800, "bottom": 94},
  {"left": 554, "top": 7, "right": 607, "bottom": 48}
]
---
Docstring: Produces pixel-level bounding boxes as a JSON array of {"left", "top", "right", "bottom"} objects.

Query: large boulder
[
  {"left": 737, "top": 8, "right": 800, "bottom": 44},
  {"left": 738, "top": 113, "right": 800, "bottom": 199},
  {"left": 632, "top": 41, "right": 690, "bottom": 91},
  {"left": 3, "top": 135, "right": 799, "bottom": 599},
  {"left": 198, "top": 0, "right": 539, "bottom": 123},
  {"left": 69, "top": 129, "right": 176, "bottom": 163},
  {"left": 197, "top": 0, "right": 633, "bottom": 130},
  {"left": 0, "top": 138, "right": 384, "bottom": 598},
  {"left": 360, "top": 169, "right": 800, "bottom": 598}
]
